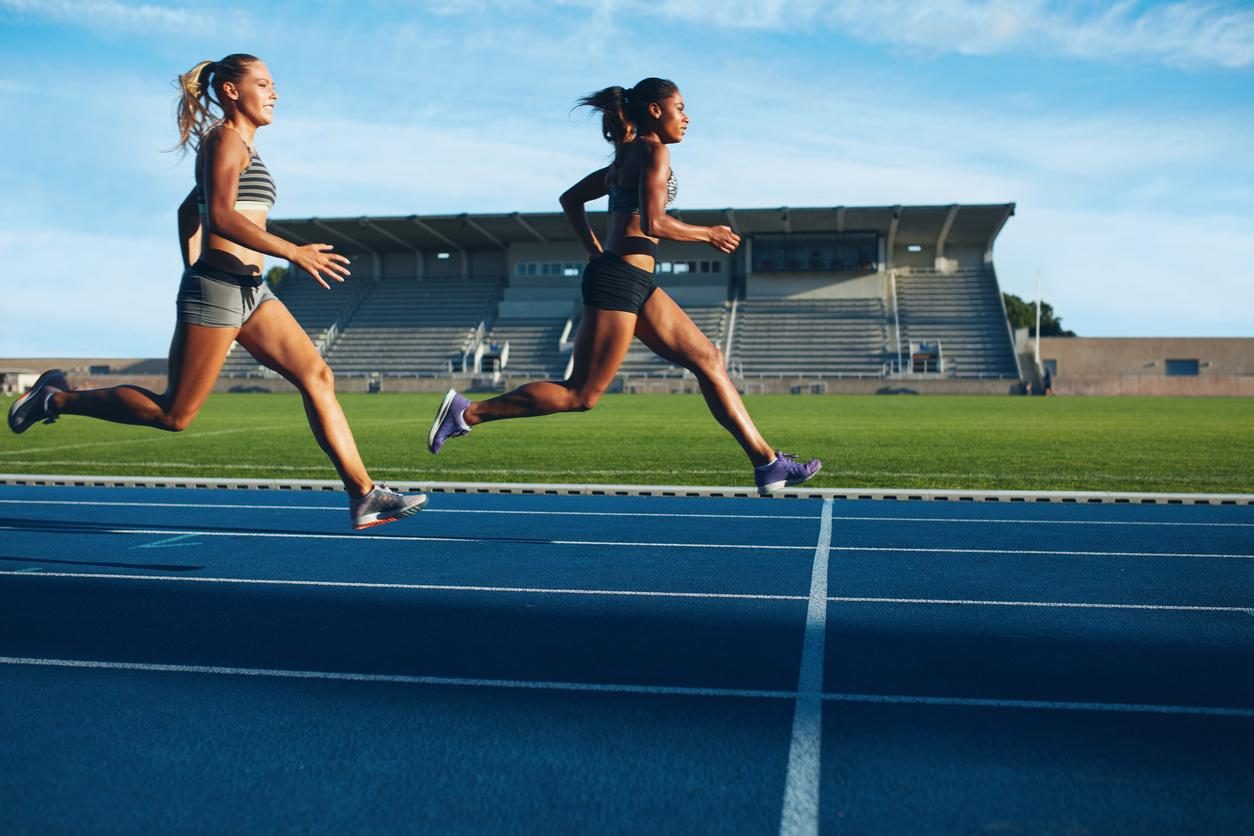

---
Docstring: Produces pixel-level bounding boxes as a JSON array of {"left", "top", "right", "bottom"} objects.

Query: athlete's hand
[
  {"left": 708, "top": 226, "right": 741, "bottom": 254},
  {"left": 290, "top": 243, "right": 351, "bottom": 289}
]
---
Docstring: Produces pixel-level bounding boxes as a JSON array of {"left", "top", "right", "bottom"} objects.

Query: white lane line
[
  {"left": 2, "top": 570, "right": 1249, "bottom": 615},
  {"left": 0, "top": 499, "right": 813, "bottom": 521},
  {"left": 830, "top": 516, "right": 1254, "bottom": 529},
  {"left": 0, "top": 656, "right": 790, "bottom": 700},
  {"left": 5, "top": 656, "right": 1250, "bottom": 718},
  {"left": 0, "top": 523, "right": 1247, "bottom": 559},
  {"left": 0, "top": 427, "right": 258, "bottom": 457},
  {"left": 779, "top": 497, "right": 833, "bottom": 836},
  {"left": 0, "top": 570, "right": 803, "bottom": 601},
  {"left": 1, "top": 498, "right": 1250, "bottom": 528},
  {"left": 828, "top": 545, "right": 1254, "bottom": 560},
  {"left": 0, "top": 460, "right": 756, "bottom": 476},
  {"left": 827, "top": 597, "right": 1254, "bottom": 613},
  {"left": 821, "top": 693, "right": 1254, "bottom": 718},
  {"left": 0, "top": 525, "right": 811, "bottom": 551}
]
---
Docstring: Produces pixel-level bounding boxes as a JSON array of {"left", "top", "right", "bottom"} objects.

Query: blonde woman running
[
  {"left": 8, "top": 54, "right": 426, "bottom": 529},
  {"left": 429, "top": 78, "right": 820, "bottom": 494}
]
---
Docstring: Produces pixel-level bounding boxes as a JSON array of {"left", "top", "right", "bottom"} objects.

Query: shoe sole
[
  {"left": 353, "top": 494, "right": 429, "bottom": 530},
  {"left": 427, "top": 389, "right": 459, "bottom": 454},
  {"left": 8, "top": 369, "right": 65, "bottom": 434},
  {"left": 758, "top": 461, "right": 823, "bottom": 496}
]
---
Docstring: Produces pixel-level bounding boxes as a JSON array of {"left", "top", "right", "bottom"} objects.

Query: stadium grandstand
[{"left": 219, "top": 204, "right": 1021, "bottom": 393}]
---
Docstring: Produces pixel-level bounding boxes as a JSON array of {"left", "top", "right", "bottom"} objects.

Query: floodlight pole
[{"left": 1034, "top": 268, "right": 1042, "bottom": 368}]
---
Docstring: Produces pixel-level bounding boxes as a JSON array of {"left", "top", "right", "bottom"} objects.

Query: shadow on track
[{"left": 0, "top": 554, "right": 203, "bottom": 572}]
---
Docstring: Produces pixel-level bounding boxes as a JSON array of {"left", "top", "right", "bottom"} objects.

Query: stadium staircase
[
  {"left": 486, "top": 275, "right": 579, "bottom": 378},
  {"left": 728, "top": 298, "right": 889, "bottom": 377},
  {"left": 894, "top": 268, "right": 1019, "bottom": 378}
]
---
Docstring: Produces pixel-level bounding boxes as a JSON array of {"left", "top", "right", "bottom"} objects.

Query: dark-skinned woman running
[{"left": 428, "top": 78, "right": 820, "bottom": 494}]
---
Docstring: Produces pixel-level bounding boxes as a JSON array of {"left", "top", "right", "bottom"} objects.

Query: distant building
[{"left": 1038, "top": 338, "right": 1254, "bottom": 396}]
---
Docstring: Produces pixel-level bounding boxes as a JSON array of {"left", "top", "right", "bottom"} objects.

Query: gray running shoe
[
  {"left": 350, "top": 483, "right": 428, "bottom": 530},
  {"left": 755, "top": 451, "right": 822, "bottom": 495},
  {"left": 8, "top": 369, "right": 69, "bottom": 434},
  {"left": 427, "top": 388, "right": 471, "bottom": 454}
]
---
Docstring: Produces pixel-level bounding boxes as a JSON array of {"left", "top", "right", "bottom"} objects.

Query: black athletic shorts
[{"left": 580, "top": 252, "right": 657, "bottom": 314}]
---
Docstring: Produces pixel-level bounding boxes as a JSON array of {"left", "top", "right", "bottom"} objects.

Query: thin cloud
[
  {"left": 648, "top": 0, "right": 1254, "bottom": 69},
  {"left": 0, "top": 0, "right": 215, "bottom": 34}
]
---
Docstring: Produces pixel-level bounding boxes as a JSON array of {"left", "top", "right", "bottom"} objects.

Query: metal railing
[
  {"left": 722, "top": 298, "right": 739, "bottom": 370},
  {"left": 889, "top": 269, "right": 904, "bottom": 373},
  {"left": 461, "top": 321, "right": 486, "bottom": 372}
]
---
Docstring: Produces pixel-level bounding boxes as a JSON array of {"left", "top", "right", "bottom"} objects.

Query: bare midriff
[
  {"left": 199, "top": 207, "right": 269, "bottom": 276},
  {"left": 604, "top": 211, "right": 658, "bottom": 273}
]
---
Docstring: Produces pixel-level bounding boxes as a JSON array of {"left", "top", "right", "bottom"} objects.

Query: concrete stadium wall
[
  {"left": 382, "top": 252, "right": 420, "bottom": 278},
  {"left": 946, "top": 245, "right": 987, "bottom": 270},
  {"left": 665, "top": 285, "right": 728, "bottom": 306},
  {"left": 509, "top": 242, "right": 592, "bottom": 264},
  {"left": 745, "top": 271, "right": 884, "bottom": 300},
  {"left": 49, "top": 372, "right": 1016, "bottom": 397},
  {"left": 1052, "top": 374, "right": 1254, "bottom": 397},
  {"left": 1039, "top": 337, "right": 1254, "bottom": 396},
  {"left": 891, "top": 245, "right": 934, "bottom": 270},
  {"left": 497, "top": 300, "right": 573, "bottom": 318},
  {"left": 422, "top": 251, "right": 464, "bottom": 277},
  {"left": 472, "top": 250, "right": 506, "bottom": 276}
]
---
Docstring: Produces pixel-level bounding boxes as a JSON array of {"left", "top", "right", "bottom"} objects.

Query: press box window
[{"left": 1164, "top": 359, "right": 1199, "bottom": 376}]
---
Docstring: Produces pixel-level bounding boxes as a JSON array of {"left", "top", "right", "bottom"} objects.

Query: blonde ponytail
[{"left": 171, "top": 53, "right": 261, "bottom": 154}]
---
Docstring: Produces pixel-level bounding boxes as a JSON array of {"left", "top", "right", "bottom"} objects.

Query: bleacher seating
[
  {"left": 729, "top": 298, "right": 888, "bottom": 377},
  {"left": 488, "top": 275, "right": 578, "bottom": 378},
  {"left": 322, "top": 276, "right": 501, "bottom": 375},
  {"left": 617, "top": 304, "right": 730, "bottom": 376},
  {"left": 894, "top": 269, "right": 1018, "bottom": 378},
  {"left": 219, "top": 274, "right": 370, "bottom": 376},
  {"left": 217, "top": 263, "right": 1021, "bottom": 384},
  {"left": 486, "top": 319, "right": 568, "bottom": 377}
]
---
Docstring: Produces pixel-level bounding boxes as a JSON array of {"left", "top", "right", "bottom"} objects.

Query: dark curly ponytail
[{"left": 577, "top": 77, "right": 677, "bottom": 162}]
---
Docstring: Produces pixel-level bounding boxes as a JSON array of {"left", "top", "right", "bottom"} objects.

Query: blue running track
[{"left": 1, "top": 483, "right": 1252, "bottom": 834}]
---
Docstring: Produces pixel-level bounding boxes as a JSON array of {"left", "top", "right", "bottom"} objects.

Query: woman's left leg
[
  {"left": 634, "top": 289, "right": 775, "bottom": 467},
  {"left": 234, "top": 300, "right": 373, "bottom": 499}
]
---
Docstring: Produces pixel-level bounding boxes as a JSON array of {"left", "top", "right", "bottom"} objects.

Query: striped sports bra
[
  {"left": 608, "top": 169, "right": 677, "bottom": 214},
  {"left": 196, "top": 130, "right": 277, "bottom": 218}
]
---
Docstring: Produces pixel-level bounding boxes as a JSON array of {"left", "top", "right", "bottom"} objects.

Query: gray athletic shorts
[{"left": 176, "top": 261, "right": 277, "bottom": 328}]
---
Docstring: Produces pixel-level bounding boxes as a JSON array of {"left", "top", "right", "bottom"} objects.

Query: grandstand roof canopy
[{"left": 270, "top": 204, "right": 1015, "bottom": 254}]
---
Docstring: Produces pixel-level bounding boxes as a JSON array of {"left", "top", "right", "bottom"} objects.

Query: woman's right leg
[
  {"left": 463, "top": 307, "right": 637, "bottom": 426},
  {"left": 50, "top": 322, "right": 238, "bottom": 431}
]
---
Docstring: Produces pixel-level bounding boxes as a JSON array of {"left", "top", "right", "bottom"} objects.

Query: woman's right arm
[
  {"left": 203, "top": 131, "right": 351, "bottom": 288},
  {"left": 177, "top": 187, "right": 201, "bottom": 269},
  {"left": 559, "top": 166, "right": 610, "bottom": 258},
  {"left": 639, "top": 143, "right": 739, "bottom": 253}
]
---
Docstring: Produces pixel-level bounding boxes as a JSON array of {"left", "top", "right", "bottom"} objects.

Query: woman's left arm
[{"left": 560, "top": 166, "right": 610, "bottom": 258}]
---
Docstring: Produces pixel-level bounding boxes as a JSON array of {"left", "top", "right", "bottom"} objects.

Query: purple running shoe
[
  {"left": 8, "top": 369, "right": 69, "bottom": 434},
  {"left": 755, "top": 451, "right": 822, "bottom": 495},
  {"left": 428, "top": 388, "right": 471, "bottom": 454}
]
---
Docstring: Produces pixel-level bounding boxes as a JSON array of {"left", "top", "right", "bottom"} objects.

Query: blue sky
[{"left": 1, "top": 0, "right": 1251, "bottom": 357}]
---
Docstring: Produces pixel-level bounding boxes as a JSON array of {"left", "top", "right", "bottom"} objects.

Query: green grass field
[{"left": 2, "top": 393, "right": 1252, "bottom": 493}]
